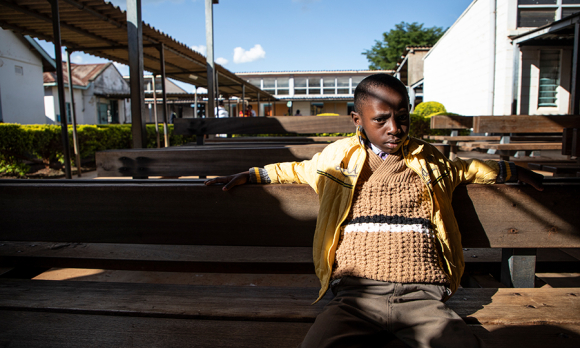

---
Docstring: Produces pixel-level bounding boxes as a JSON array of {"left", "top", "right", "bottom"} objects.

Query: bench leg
[{"left": 500, "top": 248, "right": 537, "bottom": 288}]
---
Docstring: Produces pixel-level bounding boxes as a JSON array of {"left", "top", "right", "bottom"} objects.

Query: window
[
  {"left": 311, "top": 102, "right": 323, "bottom": 115},
  {"left": 538, "top": 50, "right": 560, "bottom": 107},
  {"left": 323, "top": 78, "right": 336, "bottom": 95},
  {"left": 517, "top": 0, "right": 580, "bottom": 28},
  {"left": 352, "top": 76, "right": 364, "bottom": 93},
  {"left": 308, "top": 77, "right": 321, "bottom": 95},
  {"left": 247, "top": 78, "right": 261, "bottom": 88},
  {"left": 337, "top": 77, "right": 350, "bottom": 94},
  {"left": 347, "top": 102, "right": 355, "bottom": 114},
  {"left": 294, "top": 78, "right": 307, "bottom": 95},
  {"left": 276, "top": 78, "right": 290, "bottom": 95},
  {"left": 262, "top": 78, "right": 275, "bottom": 95}
]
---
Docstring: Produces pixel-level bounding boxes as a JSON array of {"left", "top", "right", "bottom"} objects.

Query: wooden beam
[
  {"left": 1, "top": 181, "right": 579, "bottom": 248},
  {"left": 472, "top": 115, "right": 580, "bottom": 134},
  {"left": 96, "top": 144, "right": 329, "bottom": 177},
  {"left": 174, "top": 116, "right": 356, "bottom": 136}
]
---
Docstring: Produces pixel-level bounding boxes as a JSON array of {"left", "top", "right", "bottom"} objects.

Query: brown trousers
[{"left": 300, "top": 277, "right": 482, "bottom": 348}]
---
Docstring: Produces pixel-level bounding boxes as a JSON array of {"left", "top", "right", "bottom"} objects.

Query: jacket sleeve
[
  {"left": 447, "top": 157, "right": 518, "bottom": 190},
  {"left": 247, "top": 151, "right": 322, "bottom": 191}
]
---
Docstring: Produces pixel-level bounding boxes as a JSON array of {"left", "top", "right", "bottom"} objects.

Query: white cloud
[
  {"left": 113, "top": 62, "right": 129, "bottom": 76},
  {"left": 72, "top": 55, "right": 83, "bottom": 64},
  {"left": 215, "top": 57, "right": 228, "bottom": 65},
  {"left": 233, "top": 44, "right": 266, "bottom": 64},
  {"left": 191, "top": 45, "right": 207, "bottom": 56}
]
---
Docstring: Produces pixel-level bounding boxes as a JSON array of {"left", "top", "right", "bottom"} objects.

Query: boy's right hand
[{"left": 204, "top": 171, "right": 250, "bottom": 191}]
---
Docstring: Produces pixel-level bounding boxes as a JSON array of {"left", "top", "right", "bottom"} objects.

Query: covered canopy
[{"left": 0, "top": 0, "right": 274, "bottom": 101}]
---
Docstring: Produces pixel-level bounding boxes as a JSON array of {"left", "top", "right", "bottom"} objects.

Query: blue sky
[{"left": 36, "top": 0, "right": 474, "bottom": 91}]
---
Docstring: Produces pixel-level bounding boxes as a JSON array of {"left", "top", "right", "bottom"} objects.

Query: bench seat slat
[
  {"left": 1, "top": 309, "right": 578, "bottom": 348},
  {"left": 0, "top": 279, "right": 578, "bottom": 325},
  {"left": 475, "top": 143, "right": 562, "bottom": 151}
]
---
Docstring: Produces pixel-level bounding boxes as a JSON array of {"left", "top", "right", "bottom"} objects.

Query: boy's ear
[{"left": 351, "top": 111, "right": 362, "bottom": 126}]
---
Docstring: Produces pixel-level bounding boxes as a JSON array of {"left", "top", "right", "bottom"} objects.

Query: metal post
[
  {"left": 501, "top": 248, "right": 537, "bottom": 288},
  {"left": 257, "top": 92, "right": 260, "bottom": 117},
  {"left": 158, "top": 44, "right": 169, "bottom": 147},
  {"left": 127, "top": 0, "right": 147, "bottom": 149},
  {"left": 205, "top": 0, "right": 215, "bottom": 118},
  {"left": 194, "top": 86, "right": 198, "bottom": 118},
  {"left": 242, "top": 84, "right": 246, "bottom": 116},
  {"left": 570, "top": 22, "right": 580, "bottom": 115},
  {"left": 49, "top": 0, "right": 72, "bottom": 179},
  {"left": 152, "top": 75, "right": 160, "bottom": 148},
  {"left": 66, "top": 49, "right": 82, "bottom": 177}
]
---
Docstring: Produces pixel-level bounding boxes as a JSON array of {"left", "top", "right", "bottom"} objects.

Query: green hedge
[
  {"left": 0, "top": 123, "right": 196, "bottom": 177},
  {"left": 414, "top": 101, "right": 447, "bottom": 117}
]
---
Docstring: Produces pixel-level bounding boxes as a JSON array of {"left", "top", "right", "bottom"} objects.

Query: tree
[{"left": 363, "top": 22, "right": 446, "bottom": 70}]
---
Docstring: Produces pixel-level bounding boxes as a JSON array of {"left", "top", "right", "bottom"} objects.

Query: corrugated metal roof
[
  {"left": 236, "top": 70, "right": 395, "bottom": 75},
  {"left": 0, "top": 0, "right": 272, "bottom": 101},
  {"left": 44, "top": 62, "right": 111, "bottom": 87}
]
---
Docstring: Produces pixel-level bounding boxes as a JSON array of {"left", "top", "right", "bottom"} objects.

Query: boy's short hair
[{"left": 354, "top": 74, "right": 410, "bottom": 114}]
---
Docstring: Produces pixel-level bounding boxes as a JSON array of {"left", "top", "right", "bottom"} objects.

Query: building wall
[
  {"left": 0, "top": 29, "right": 46, "bottom": 124},
  {"left": 407, "top": 50, "right": 429, "bottom": 86},
  {"left": 424, "top": 0, "right": 495, "bottom": 115}
]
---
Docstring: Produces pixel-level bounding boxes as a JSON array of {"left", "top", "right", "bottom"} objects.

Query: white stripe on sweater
[{"left": 342, "top": 223, "right": 434, "bottom": 236}]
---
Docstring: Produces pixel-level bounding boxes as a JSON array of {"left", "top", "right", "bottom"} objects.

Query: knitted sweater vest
[{"left": 332, "top": 148, "right": 449, "bottom": 285}]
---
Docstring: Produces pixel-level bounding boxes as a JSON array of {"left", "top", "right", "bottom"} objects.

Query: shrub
[
  {"left": 414, "top": 101, "right": 446, "bottom": 118},
  {"left": 0, "top": 123, "right": 196, "bottom": 176}
]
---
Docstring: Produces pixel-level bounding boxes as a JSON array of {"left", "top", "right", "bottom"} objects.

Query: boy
[{"left": 206, "top": 74, "right": 543, "bottom": 348}]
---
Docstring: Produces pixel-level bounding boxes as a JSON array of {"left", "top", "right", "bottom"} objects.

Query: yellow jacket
[{"left": 260, "top": 131, "right": 510, "bottom": 302}]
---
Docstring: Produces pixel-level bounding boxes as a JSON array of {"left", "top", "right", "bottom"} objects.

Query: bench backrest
[
  {"left": 174, "top": 116, "right": 356, "bottom": 136},
  {"left": 430, "top": 115, "right": 580, "bottom": 134},
  {"left": 1, "top": 180, "right": 579, "bottom": 249}
]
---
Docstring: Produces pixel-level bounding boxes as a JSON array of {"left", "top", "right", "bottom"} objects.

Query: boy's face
[{"left": 351, "top": 86, "right": 410, "bottom": 154}]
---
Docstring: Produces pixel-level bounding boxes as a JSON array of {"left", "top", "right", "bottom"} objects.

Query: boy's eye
[{"left": 397, "top": 114, "right": 409, "bottom": 122}]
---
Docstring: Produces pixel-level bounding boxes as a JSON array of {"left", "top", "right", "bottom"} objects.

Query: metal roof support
[
  {"left": 257, "top": 92, "right": 260, "bottom": 117},
  {"left": 205, "top": 0, "right": 215, "bottom": 118},
  {"left": 158, "top": 43, "right": 169, "bottom": 147},
  {"left": 151, "top": 75, "right": 160, "bottom": 148},
  {"left": 242, "top": 84, "right": 246, "bottom": 116},
  {"left": 66, "top": 48, "right": 82, "bottom": 177},
  {"left": 194, "top": 87, "right": 198, "bottom": 118},
  {"left": 127, "top": 0, "right": 147, "bottom": 151},
  {"left": 571, "top": 22, "right": 580, "bottom": 115},
  {"left": 49, "top": 0, "right": 72, "bottom": 179}
]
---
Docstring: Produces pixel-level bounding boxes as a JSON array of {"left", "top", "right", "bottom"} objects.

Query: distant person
[
  {"left": 245, "top": 105, "right": 256, "bottom": 117},
  {"left": 170, "top": 112, "right": 177, "bottom": 124},
  {"left": 215, "top": 100, "right": 229, "bottom": 118},
  {"left": 295, "top": 109, "right": 302, "bottom": 116}
]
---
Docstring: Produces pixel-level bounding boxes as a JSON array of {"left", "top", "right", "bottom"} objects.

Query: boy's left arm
[{"left": 448, "top": 158, "right": 544, "bottom": 191}]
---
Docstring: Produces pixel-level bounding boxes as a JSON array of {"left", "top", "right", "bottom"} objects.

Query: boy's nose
[{"left": 386, "top": 118, "right": 400, "bottom": 135}]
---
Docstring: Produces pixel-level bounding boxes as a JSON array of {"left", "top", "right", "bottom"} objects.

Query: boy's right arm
[{"left": 204, "top": 171, "right": 250, "bottom": 191}]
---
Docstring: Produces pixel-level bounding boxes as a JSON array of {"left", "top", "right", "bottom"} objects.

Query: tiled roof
[{"left": 236, "top": 69, "right": 394, "bottom": 75}]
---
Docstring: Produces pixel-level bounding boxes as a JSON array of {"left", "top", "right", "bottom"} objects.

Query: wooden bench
[
  {"left": 428, "top": 115, "right": 580, "bottom": 161},
  {"left": 96, "top": 116, "right": 355, "bottom": 178},
  {"left": 1, "top": 180, "right": 579, "bottom": 347}
]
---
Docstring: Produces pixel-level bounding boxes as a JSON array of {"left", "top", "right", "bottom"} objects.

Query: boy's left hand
[{"left": 517, "top": 166, "right": 544, "bottom": 191}]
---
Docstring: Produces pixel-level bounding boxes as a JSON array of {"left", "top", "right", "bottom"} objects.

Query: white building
[
  {"left": 424, "top": 0, "right": 580, "bottom": 116},
  {"left": 236, "top": 70, "right": 393, "bottom": 116},
  {"left": 0, "top": 28, "right": 54, "bottom": 124},
  {"left": 44, "top": 62, "right": 130, "bottom": 124}
]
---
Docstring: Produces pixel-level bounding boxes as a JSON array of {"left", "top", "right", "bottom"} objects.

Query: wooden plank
[
  {"left": 96, "top": 144, "right": 329, "bottom": 177},
  {"left": 475, "top": 143, "right": 562, "bottom": 151},
  {"left": 472, "top": 115, "right": 580, "bottom": 134},
  {"left": 0, "top": 280, "right": 578, "bottom": 326},
  {"left": 205, "top": 136, "right": 347, "bottom": 144},
  {"left": 0, "top": 243, "right": 314, "bottom": 274},
  {"left": 0, "top": 310, "right": 312, "bottom": 348},
  {"left": 174, "top": 116, "right": 356, "bottom": 136},
  {"left": 430, "top": 115, "right": 473, "bottom": 130},
  {"left": 424, "top": 136, "right": 501, "bottom": 141},
  {"left": 1, "top": 181, "right": 579, "bottom": 248}
]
